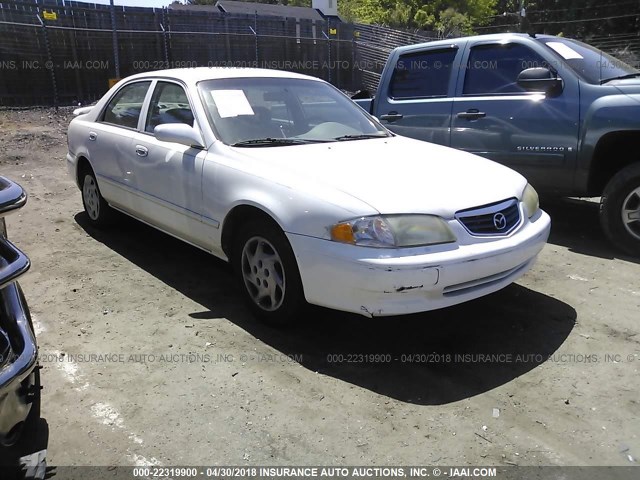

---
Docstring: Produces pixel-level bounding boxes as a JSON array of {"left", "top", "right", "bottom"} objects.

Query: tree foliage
[
  {"left": 181, "top": 0, "right": 312, "bottom": 5},
  {"left": 339, "top": 0, "right": 497, "bottom": 34}
]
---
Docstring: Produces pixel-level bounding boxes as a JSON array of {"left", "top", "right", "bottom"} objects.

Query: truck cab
[{"left": 357, "top": 33, "right": 640, "bottom": 255}]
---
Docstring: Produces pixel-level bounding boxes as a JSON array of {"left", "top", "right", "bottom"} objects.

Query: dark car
[{"left": 0, "top": 176, "right": 39, "bottom": 448}]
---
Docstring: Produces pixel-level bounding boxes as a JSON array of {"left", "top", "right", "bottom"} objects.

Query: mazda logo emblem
[{"left": 493, "top": 212, "right": 507, "bottom": 230}]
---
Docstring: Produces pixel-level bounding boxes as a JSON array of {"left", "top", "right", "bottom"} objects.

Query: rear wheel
[
  {"left": 233, "top": 218, "right": 305, "bottom": 326},
  {"left": 600, "top": 162, "right": 640, "bottom": 256},
  {"left": 80, "top": 165, "right": 115, "bottom": 228}
]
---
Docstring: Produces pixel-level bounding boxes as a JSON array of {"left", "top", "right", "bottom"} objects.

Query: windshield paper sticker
[
  {"left": 546, "top": 42, "right": 584, "bottom": 60},
  {"left": 210, "top": 90, "right": 254, "bottom": 118}
]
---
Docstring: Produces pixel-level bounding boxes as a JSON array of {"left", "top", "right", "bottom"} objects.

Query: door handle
[
  {"left": 88, "top": 132, "right": 97, "bottom": 141},
  {"left": 380, "top": 112, "right": 404, "bottom": 122},
  {"left": 135, "top": 145, "right": 149, "bottom": 157},
  {"left": 457, "top": 109, "right": 486, "bottom": 120}
]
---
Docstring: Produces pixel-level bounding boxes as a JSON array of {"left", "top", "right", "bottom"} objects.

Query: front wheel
[
  {"left": 600, "top": 163, "right": 640, "bottom": 256},
  {"left": 233, "top": 219, "right": 305, "bottom": 326}
]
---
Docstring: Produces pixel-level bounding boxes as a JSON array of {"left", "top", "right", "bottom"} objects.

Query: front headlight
[
  {"left": 522, "top": 183, "right": 540, "bottom": 218},
  {"left": 330, "top": 215, "right": 456, "bottom": 248}
]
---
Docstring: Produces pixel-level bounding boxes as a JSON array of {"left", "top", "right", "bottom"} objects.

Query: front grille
[{"left": 455, "top": 198, "right": 521, "bottom": 236}]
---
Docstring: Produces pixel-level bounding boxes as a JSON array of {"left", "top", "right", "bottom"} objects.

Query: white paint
[
  {"left": 621, "top": 288, "right": 640, "bottom": 297},
  {"left": 91, "top": 402, "right": 125, "bottom": 429},
  {"left": 52, "top": 350, "right": 153, "bottom": 463},
  {"left": 130, "top": 453, "right": 161, "bottom": 467},
  {"left": 31, "top": 313, "right": 46, "bottom": 335},
  {"left": 568, "top": 274, "right": 589, "bottom": 282}
]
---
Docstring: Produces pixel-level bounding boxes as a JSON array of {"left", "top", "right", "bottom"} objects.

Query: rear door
[
  {"left": 88, "top": 80, "right": 152, "bottom": 211},
  {"left": 449, "top": 39, "right": 580, "bottom": 191},
  {"left": 374, "top": 42, "right": 465, "bottom": 146}
]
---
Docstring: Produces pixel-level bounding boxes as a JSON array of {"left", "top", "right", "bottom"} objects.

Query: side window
[
  {"left": 146, "top": 82, "right": 195, "bottom": 133},
  {"left": 102, "top": 81, "right": 151, "bottom": 129},
  {"left": 389, "top": 48, "right": 458, "bottom": 99},
  {"left": 463, "top": 43, "right": 548, "bottom": 95}
]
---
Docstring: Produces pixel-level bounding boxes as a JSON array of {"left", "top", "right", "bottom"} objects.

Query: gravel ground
[{"left": 0, "top": 108, "right": 638, "bottom": 471}]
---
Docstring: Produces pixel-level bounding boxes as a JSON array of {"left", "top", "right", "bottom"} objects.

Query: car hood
[{"left": 228, "top": 136, "right": 528, "bottom": 218}]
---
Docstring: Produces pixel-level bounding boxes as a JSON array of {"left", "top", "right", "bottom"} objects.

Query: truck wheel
[
  {"left": 600, "top": 163, "right": 640, "bottom": 256},
  {"left": 233, "top": 218, "right": 305, "bottom": 326}
]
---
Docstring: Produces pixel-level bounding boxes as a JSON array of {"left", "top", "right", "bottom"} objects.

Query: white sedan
[{"left": 67, "top": 68, "right": 551, "bottom": 325}]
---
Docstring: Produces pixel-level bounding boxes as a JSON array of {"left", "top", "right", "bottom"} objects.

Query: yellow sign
[
  {"left": 329, "top": 28, "right": 337, "bottom": 35},
  {"left": 43, "top": 10, "right": 57, "bottom": 21},
  {"left": 108, "top": 78, "right": 121, "bottom": 89}
]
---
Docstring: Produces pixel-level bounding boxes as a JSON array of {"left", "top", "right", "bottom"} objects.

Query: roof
[
  {"left": 216, "top": 1, "right": 324, "bottom": 21},
  {"left": 120, "top": 67, "right": 323, "bottom": 87},
  {"left": 169, "top": 1, "right": 325, "bottom": 21},
  {"left": 394, "top": 33, "right": 560, "bottom": 53}
]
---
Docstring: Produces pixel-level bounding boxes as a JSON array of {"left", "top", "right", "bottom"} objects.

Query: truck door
[
  {"left": 450, "top": 40, "right": 580, "bottom": 192},
  {"left": 374, "top": 43, "right": 463, "bottom": 146}
]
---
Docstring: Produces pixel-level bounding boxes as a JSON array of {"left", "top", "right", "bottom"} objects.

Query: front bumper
[
  {"left": 0, "top": 281, "right": 38, "bottom": 445},
  {"left": 0, "top": 176, "right": 38, "bottom": 445},
  {"left": 288, "top": 209, "right": 551, "bottom": 317}
]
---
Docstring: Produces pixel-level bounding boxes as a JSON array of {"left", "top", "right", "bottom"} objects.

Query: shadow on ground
[
  {"left": 542, "top": 197, "right": 639, "bottom": 264},
  {"left": 0, "top": 416, "right": 50, "bottom": 479},
  {"left": 76, "top": 212, "right": 576, "bottom": 406}
]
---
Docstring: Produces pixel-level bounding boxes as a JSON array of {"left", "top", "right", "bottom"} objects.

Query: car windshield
[
  {"left": 538, "top": 37, "right": 639, "bottom": 84},
  {"left": 198, "top": 77, "right": 389, "bottom": 146}
]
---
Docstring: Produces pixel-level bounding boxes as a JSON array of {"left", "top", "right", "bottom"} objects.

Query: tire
[
  {"left": 79, "top": 165, "right": 115, "bottom": 228},
  {"left": 600, "top": 162, "right": 640, "bottom": 256},
  {"left": 233, "top": 218, "right": 305, "bottom": 326}
]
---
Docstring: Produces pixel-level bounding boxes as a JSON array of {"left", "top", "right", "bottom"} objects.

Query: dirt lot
[{"left": 0, "top": 108, "right": 638, "bottom": 470}]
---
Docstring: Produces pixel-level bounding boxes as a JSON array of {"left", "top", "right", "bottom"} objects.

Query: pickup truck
[{"left": 354, "top": 33, "right": 640, "bottom": 255}]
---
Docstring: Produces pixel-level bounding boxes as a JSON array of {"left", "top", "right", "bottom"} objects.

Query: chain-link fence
[
  {"left": 0, "top": 0, "right": 369, "bottom": 106},
  {"left": 4, "top": 1, "right": 636, "bottom": 107}
]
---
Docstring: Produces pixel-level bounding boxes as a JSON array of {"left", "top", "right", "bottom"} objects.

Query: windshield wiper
[
  {"left": 601, "top": 73, "right": 640, "bottom": 84},
  {"left": 333, "top": 133, "right": 389, "bottom": 141},
  {"left": 232, "top": 138, "right": 321, "bottom": 147}
]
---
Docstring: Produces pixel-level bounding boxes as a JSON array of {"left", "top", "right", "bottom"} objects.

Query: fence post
[
  {"left": 160, "top": 8, "right": 170, "bottom": 64},
  {"left": 323, "top": 21, "right": 331, "bottom": 84},
  {"left": 37, "top": 14, "right": 58, "bottom": 107},
  {"left": 110, "top": 0, "right": 120, "bottom": 78},
  {"left": 254, "top": 11, "right": 259, "bottom": 67},
  {"left": 160, "top": 23, "right": 169, "bottom": 64}
]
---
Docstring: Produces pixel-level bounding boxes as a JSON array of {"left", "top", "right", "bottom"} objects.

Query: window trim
[
  {"left": 460, "top": 41, "right": 555, "bottom": 98},
  {"left": 387, "top": 46, "right": 459, "bottom": 101},
  {"left": 142, "top": 79, "right": 199, "bottom": 137},
  {"left": 98, "top": 80, "right": 153, "bottom": 131}
]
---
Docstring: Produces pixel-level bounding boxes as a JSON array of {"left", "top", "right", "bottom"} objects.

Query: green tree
[{"left": 340, "top": 0, "right": 497, "bottom": 33}]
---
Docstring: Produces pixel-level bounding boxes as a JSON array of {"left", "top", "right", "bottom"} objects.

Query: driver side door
[{"left": 450, "top": 40, "right": 580, "bottom": 192}]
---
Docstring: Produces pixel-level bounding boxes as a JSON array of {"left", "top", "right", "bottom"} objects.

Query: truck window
[
  {"left": 463, "top": 43, "right": 548, "bottom": 95},
  {"left": 389, "top": 48, "right": 457, "bottom": 99}
]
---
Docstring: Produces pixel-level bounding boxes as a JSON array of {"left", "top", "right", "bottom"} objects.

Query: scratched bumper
[{"left": 287, "top": 209, "right": 550, "bottom": 317}]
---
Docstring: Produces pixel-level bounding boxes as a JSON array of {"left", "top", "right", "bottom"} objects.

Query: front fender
[{"left": 579, "top": 93, "right": 640, "bottom": 178}]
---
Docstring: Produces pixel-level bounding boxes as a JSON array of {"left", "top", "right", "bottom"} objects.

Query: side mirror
[
  {"left": 517, "top": 68, "right": 563, "bottom": 95},
  {"left": 154, "top": 123, "right": 205, "bottom": 149}
]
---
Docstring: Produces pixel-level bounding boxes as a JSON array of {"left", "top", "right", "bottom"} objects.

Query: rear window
[{"left": 389, "top": 48, "right": 457, "bottom": 99}]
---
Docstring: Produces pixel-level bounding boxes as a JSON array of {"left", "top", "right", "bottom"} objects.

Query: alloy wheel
[
  {"left": 83, "top": 175, "right": 100, "bottom": 220},
  {"left": 621, "top": 186, "right": 640, "bottom": 241},
  {"left": 240, "top": 236, "right": 285, "bottom": 312}
]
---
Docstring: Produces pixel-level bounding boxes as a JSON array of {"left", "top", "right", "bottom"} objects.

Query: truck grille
[{"left": 455, "top": 198, "right": 521, "bottom": 236}]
